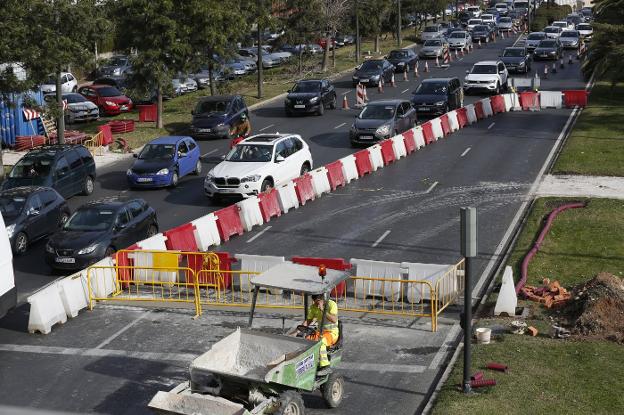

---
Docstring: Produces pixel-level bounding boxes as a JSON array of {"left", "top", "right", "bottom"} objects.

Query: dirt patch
[{"left": 562, "top": 273, "right": 624, "bottom": 343}]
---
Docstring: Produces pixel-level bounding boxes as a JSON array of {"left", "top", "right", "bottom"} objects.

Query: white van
[{"left": 0, "top": 212, "right": 16, "bottom": 319}]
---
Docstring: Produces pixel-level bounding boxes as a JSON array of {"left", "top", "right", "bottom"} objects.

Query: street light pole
[
  {"left": 355, "top": 0, "right": 360, "bottom": 63},
  {"left": 460, "top": 207, "right": 477, "bottom": 394}
]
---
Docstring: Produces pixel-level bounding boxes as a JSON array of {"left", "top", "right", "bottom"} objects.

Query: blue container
[{"left": 0, "top": 90, "right": 45, "bottom": 147}]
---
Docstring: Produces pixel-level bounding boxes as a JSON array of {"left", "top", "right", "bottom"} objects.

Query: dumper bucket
[{"left": 148, "top": 383, "right": 249, "bottom": 415}]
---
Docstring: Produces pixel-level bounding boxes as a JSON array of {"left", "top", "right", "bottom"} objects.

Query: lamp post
[{"left": 460, "top": 207, "right": 477, "bottom": 394}]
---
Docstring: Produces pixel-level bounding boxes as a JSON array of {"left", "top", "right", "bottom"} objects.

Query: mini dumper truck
[{"left": 149, "top": 262, "right": 348, "bottom": 415}]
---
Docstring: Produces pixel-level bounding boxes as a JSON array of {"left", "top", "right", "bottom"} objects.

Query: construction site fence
[{"left": 86, "top": 253, "right": 464, "bottom": 332}]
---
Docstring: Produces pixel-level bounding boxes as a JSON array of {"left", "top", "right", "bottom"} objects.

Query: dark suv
[
  {"left": 285, "top": 79, "right": 337, "bottom": 116},
  {"left": 386, "top": 49, "right": 419, "bottom": 72},
  {"left": 2, "top": 145, "right": 96, "bottom": 199},
  {"left": 411, "top": 78, "right": 463, "bottom": 116},
  {"left": 190, "top": 95, "right": 249, "bottom": 139}
]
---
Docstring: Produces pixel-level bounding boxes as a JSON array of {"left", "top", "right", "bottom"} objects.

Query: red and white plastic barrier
[
  {"left": 421, "top": 121, "right": 435, "bottom": 145},
  {"left": 390, "top": 134, "right": 407, "bottom": 159},
  {"left": 277, "top": 181, "right": 300, "bottom": 213},
  {"left": 439, "top": 114, "right": 452, "bottom": 137},
  {"left": 413, "top": 126, "right": 426, "bottom": 148},
  {"left": 237, "top": 197, "right": 264, "bottom": 232},
  {"left": 380, "top": 139, "right": 396, "bottom": 165},
  {"left": 474, "top": 101, "right": 485, "bottom": 120},
  {"left": 480, "top": 98, "right": 494, "bottom": 118},
  {"left": 447, "top": 110, "right": 460, "bottom": 132},
  {"left": 339, "top": 154, "right": 359, "bottom": 183},
  {"left": 519, "top": 91, "right": 540, "bottom": 111},
  {"left": 354, "top": 150, "right": 373, "bottom": 177},
  {"left": 257, "top": 189, "right": 282, "bottom": 222},
  {"left": 215, "top": 205, "right": 245, "bottom": 242},
  {"left": 191, "top": 213, "right": 221, "bottom": 250},
  {"left": 465, "top": 104, "right": 477, "bottom": 124},
  {"left": 309, "top": 167, "right": 332, "bottom": 197},
  {"left": 430, "top": 118, "right": 445, "bottom": 140},
  {"left": 368, "top": 144, "right": 384, "bottom": 171},
  {"left": 539, "top": 91, "right": 563, "bottom": 109},
  {"left": 325, "top": 160, "right": 346, "bottom": 190},
  {"left": 502, "top": 93, "right": 521, "bottom": 111},
  {"left": 563, "top": 90, "right": 589, "bottom": 108},
  {"left": 402, "top": 129, "right": 417, "bottom": 154},
  {"left": 235, "top": 254, "right": 285, "bottom": 293},
  {"left": 293, "top": 174, "right": 315, "bottom": 205},
  {"left": 350, "top": 258, "right": 403, "bottom": 301}
]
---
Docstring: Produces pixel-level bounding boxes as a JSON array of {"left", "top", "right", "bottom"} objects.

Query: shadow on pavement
[{"left": 0, "top": 303, "right": 30, "bottom": 333}]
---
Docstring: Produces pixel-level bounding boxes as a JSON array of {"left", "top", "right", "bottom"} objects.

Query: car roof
[
  {"left": 1, "top": 186, "right": 51, "bottom": 197},
  {"left": 82, "top": 197, "right": 141, "bottom": 209},
  {"left": 88, "top": 84, "right": 119, "bottom": 90},
  {"left": 243, "top": 133, "right": 295, "bottom": 144},
  {"left": 366, "top": 99, "right": 405, "bottom": 106},
  {"left": 474, "top": 61, "right": 500, "bottom": 65},
  {"left": 198, "top": 95, "right": 238, "bottom": 102},
  {"left": 148, "top": 136, "right": 192, "bottom": 145},
  {"left": 504, "top": 47, "right": 526, "bottom": 50},
  {"left": 25, "top": 144, "right": 81, "bottom": 157},
  {"left": 422, "top": 78, "right": 456, "bottom": 83}
]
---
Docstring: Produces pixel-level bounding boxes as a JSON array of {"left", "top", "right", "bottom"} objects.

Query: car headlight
[
  {"left": 350, "top": 124, "right": 357, "bottom": 133},
  {"left": 113, "top": 68, "right": 121, "bottom": 75},
  {"left": 205, "top": 172, "right": 215, "bottom": 183},
  {"left": 105, "top": 100, "right": 118, "bottom": 107},
  {"left": 309, "top": 97, "right": 319, "bottom": 104},
  {"left": 45, "top": 242, "right": 55, "bottom": 254},
  {"left": 435, "top": 101, "right": 446, "bottom": 106},
  {"left": 518, "top": 61, "right": 525, "bottom": 66},
  {"left": 156, "top": 168, "right": 169, "bottom": 175},
  {"left": 549, "top": 51, "right": 556, "bottom": 55},
  {"left": 6, "top": 224, "right": 15, "bottom": 238},
  {"left": 376, "top": 124, "right": 391, "bottom": 136},
  {"left": 215, "top": 123, "right": 228, "bottom": 130},
  {"left": 78, "top": 244, "right": 98, "bottom": 255},
  {"left": 241, "top": 174, "right": 262, "bottom": 183}
]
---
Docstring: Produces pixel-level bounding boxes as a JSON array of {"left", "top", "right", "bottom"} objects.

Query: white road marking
[
  {"left": 342, "top": 90, "right": 351, "bottom": 96},
  {"left": 338, "top": 362, "right": 426, "bottom": 373},
  {"left": 401, "top": 88, "right": 410, "bottom": 94},
  {"left": 94, "top": 311, "right": 151, "bottom": 349},
  {"left": 429, "top": 323, "right": 461, "bottom": 369},
  {"left": 201, "top": 148, "right": 217, "bottom": 158},
  {"left": 459, "top": 58, "right": 464, "bottom": 61},
  {"left": 425, "top": 181, "right": 439, "bottom": 193},
  {"left": 334, "top": 122, "right": 346, "bottom": 129},
  {"left": 487, "top": 122, "right": 495, "bottom": 130},
  {"left": 460, "top": 147, "right": 471, "bottom": 157},
  {"left": 246, "top": 226, "right": 272, "bottom": 243},
  {"left": 259, "top": 124, "right": 274, "bottom": 132},
  {"left": 372, "top": 230, "right": 391, "bottom": 247}
]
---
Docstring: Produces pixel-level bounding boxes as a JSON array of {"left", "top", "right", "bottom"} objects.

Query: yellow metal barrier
[
  {"left": 84, "top": 131, "right": 104, "bottom": 156},
  {"left": 433, "top": 259, "right": 465, "bottom": 331}
]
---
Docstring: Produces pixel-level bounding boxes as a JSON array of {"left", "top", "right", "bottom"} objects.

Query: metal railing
[{"left": 84, "top": 130, "right": 104, "bottom": 156}]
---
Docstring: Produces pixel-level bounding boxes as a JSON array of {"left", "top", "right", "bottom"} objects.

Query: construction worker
[{"left": 301, "top": 293, "right": 339, "bottom": 375}]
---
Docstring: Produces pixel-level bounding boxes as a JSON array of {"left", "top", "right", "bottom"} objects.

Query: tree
[
  {"left": 280, "top": 0, "right": 323, "bottom": 74},
  {"left": 358, "top": 0, "right": 392, "bottom": 53},
  {"left": 583, "top": 0, "right": 624, "bottom": 85},
  {"left": 319, "top": 0, "right": 351, "bottom": 72}
]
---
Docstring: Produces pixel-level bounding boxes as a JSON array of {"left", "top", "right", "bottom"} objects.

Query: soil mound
[{"left": 565, "top": 273, "right": 624, "bottom": 343}]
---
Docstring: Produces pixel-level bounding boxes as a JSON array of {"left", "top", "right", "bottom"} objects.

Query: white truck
[{"left": 0, "top": 212, "right": 16, "bottom": 319}]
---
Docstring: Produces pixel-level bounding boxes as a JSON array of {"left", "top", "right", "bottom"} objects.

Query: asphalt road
[{"left": 1, "top": 31, "right": 588, "bottom": 415}]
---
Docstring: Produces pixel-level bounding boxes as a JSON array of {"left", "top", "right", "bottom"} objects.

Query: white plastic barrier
[
  {"left": 368, "top": 145, "right": 384, "bottom": 171},
  {"left": 191, "top": 213, "right": 221, "bottom": 251},
  {"left": 236, "top": 197, "right": 264, "bottom": 232},
  {"left": 27, "top": 281, "right": 67, "bottom": 334},
  {"left": 89, "top": 256, "right": 117, "bottom": 298},
  {"left": 277, "top": 181, "right": 299, "bottom": 213},
  {"left": 340, "top": 154, "right": 359, "bottom": 184},
  {"left": 309, "top": 166, "right": 331, "bottom": 197},
  {"left": 390, "top": 134, "right": 407, "bottom": 159},
  {"left": 430, "top": 117, "right": 444, "bottom": 140},
  {"left": 539, "top": 91, "right": 563, "bottom": 109},
  {"left": 481, "top": 98, "right": 493, "bottom": 117},
  {"left": 447, "top": 110, "right": 460, "bottom": 132},
  {"left": 413, "top": 126, "right": 426, "bottom": 148},
  {"left": 401, "top": 262, "right": 454, "bottom": 303},
  {"left": 503, "top": 93, "right": 521, "bottom": 111},
  {"left": 133, "top": 234, "right": 177, "bottom": 283},
  {"left": 235, "top": 254, "right": 285, "bottom": 294},
  {"left": 350, "top": 258, "right": 403, "bottom": 301},
  {"left": 57, "top": 272, "right": 88, "bottom": 318},
  {"left": 465, "top": 104, "right": 477, "bottom": 124},
  {"left": 494, "top": 266, "right": 517, "bottom": 316}
]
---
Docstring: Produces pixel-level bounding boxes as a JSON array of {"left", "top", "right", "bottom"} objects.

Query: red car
[
  {"left": 78, "top": 84, "right": 133, "bottom": 116},
  {"left": 316, "top": 38, "right": 336, "bottom": 50}
]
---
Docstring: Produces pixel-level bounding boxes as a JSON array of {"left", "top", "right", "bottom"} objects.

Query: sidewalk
[
  {"left": 535, "top": 174, "right": 624, "bottom": 200},
  {"left": 2, "top": 147, "right": 133, "bottom": 170}
]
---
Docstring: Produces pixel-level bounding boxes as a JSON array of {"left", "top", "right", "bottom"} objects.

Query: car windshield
[
  {"left": 500, "top": 17, "right": 512, "bottom": 22},
  {"left": 359, "top": 104, "right": 395, "bottom": 120},
  {"left": 528, "top": 33, "right": 545, "bottom": 40},
  {"left": 415, "top": 82, "right": 447, "bottom": 95},
  {"left": 9, "top": 155, "right": 53, "bottom": 178},
  {"left": 471, "top": 65, "right": 497, "bottom": 74},
  {"left": 63, "top": 93, "right": 87, "bottom": 104},
  {"left": 360, "top": 60, "right": 383, "bottom": 70},
  {"left": 553, "top": 22, "right": 567, "bottom": 28},
  {"left": 195, "top": 100, "right": 229, "bottom": 114},
  {"left": 64, "top": 207, "right": 116, "bottom": 232},
  {"left": 561, "top": 31, "right": 578, "bottom": 38},
  {"left": 292, "top": 81, "right": 321, "bottom": 93},
  {"left": 449, "top": 32, "right": 466, "bottom": 38},
  {"left": 225, "top": 144, "right": 272, "bottom": 162},
  {"left": 468, "top": 20, "right": 481, "bottom": 25},
  {"left": 539, "top": 40, "right": 556, "bottom": 47},
  {"left": 138, "top": 144, "right": 175, "bottom": 160},
  {"left": 577, "top": 24, "right": 591, "bottom": 30},
  {"left": 544, "top": 27, "right": 559, "bottom": 33},
  {"left": 389, "top": 50, "right": 408, "bottom": 58},
  {"left": 97, "top": 87, "right": 122, "bottom": 97},
  {"left": 108, "top": 57, "right": 128, "bottom": 66},
  {"left": 503, "top": 49, "right": 525, "bottom": 57},
  {"left": 424, "top": 26, "right": 438, "bottom": 32},
  {"left": 0, "top": 196, "right": 26, "bottom": 216},
  {"left": 424, "top": 40, "right": 442, "bottom": 47},
  {"left": 474, "top": 25, "right": 489, "bottom": 31}
]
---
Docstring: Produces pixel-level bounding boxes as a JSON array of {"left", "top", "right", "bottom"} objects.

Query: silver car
[
  {"left": 497, "top": 17, "right": 513, "bottom": 31},
  {"left": 525, "top": 32, "right": 547, "bottom": 52},
  {"left": 544, "top": 26, "right": 563, "bottom": 39},
  {"left": 447, "top": 31, "right": 472, "bottom": 49},
  {"left": 62, "top": 93, "right": 99, "bottom": 124},
  {"left": 419, "top": 39, "right": 449, "bottom": 58},
  {"left": 577, "top": 23, "right": 593, "bottom": 40},
  {"left": 421, "top": 25, "right": 445, "bottom": 42},
  {"left": 559, "top": 30, "right": 580, "bottom": 49}
]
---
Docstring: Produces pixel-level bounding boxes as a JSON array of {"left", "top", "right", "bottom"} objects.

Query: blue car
[{"left": 127, "top": 136, "right": 202, "bottom": 188}]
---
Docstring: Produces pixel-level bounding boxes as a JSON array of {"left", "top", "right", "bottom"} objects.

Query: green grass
[
  {"left": 553, "top": 82, "right": 624, "bottom": 176},
  {"left": 530, "top": 4, "right": 572, "bottom": 32},
  {"left": 76, "top": 35, "right": 411, "bottom": 151}
]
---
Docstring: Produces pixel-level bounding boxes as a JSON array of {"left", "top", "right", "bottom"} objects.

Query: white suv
[
  {"left": 204, "top": 133, "right": 313, "bottom": 199},
  {"left": 40, "top": 72, "right": 78, "bottom": 95},
  {"left": 463, "top": 61, "right": 509, "bottom": 95}
]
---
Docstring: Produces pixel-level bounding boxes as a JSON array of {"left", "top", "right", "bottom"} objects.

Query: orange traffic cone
[
  {"left": 454, "top": 49, "right": 459, "bottom": 60},
  {"left": 560, "top": 58, "right": 564, "bottom": 69},
  {"left": 460, "top": 47, "right": 465, "bottom": 57},
  {"left": 378, "top": 78, "right": 384, "bottom": 93},
  {"left": 436, "top": 56, "right": 440, "bottom": 67},
  {"left": 552, "top": 62, "right": 557, "bottom": 74},
  {"left": 363, "top": 85, "right": 369, "bottom": 101},
  {"left": 414, "top": 62, "right": 420, "bottom": 77},
  {"left": 342, "top": 94, "right": 349, "bottom": 110},
  {"left": 478, "top": 39, "right": 482, "bottom": 48},
  {"left": 403, "top": 67, "right": 408, "bottom": 81},
  {"left": 544, "top": 64, "right": 549, "bottom": 79},
  {"left": 424, "top": 61, "right": 429, "bottom": 73},
  {"left": 568, "top": 54, "right": 573, "bottom": 64},
  {"left": 390, "top": 73, "right": 396, "bottom": 87},
  {"left": 501, "top": 30, "right": 505, "bottom": 39}
]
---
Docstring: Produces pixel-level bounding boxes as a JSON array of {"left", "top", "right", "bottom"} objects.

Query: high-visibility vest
[{"left": 308, "top": 299, "right": 339, "bottom": 337}]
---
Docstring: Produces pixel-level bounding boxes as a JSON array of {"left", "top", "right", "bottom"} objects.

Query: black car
[
  {"left": 533, "top": 39, "right": 563, "bottom": 60},
  {"left": 386, "top": 49, "right": 419, "bottom": 72},
  {"left": 349, "top": 100, "right": 417, "bottom": 146},
  {"left": 45, "top": 198, "right": 158, "bottom": 271},
  {"left": 190, "top": 95, "right": 249, "bottom": 139},
  {"left": 3, "top": 145, "right": 96, "bottom": 199},
  {"left": 501, "top": 47, "right": 532, "bottom": 73},
  {"left": 284, "top": 79, "right": 337, "bottom": 116},
  {"left": 471, "top": 25, "right": 492, "bottom": 43},
  {"left": 411, "top": 78, "right": 463, "bottom": 116},
  {"left": 351, "top": 59, "right": 395, "bottom": 87},
  {"left": 1, "top": 187, "right": 70, "bottom": 255}
]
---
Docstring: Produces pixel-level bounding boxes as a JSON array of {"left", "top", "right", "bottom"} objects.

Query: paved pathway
[{"left": 536, "top": 175, "right": 624, "bottom": 200}]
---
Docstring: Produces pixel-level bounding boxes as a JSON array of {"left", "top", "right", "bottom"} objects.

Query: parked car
[
  {"left": 261, "top": 46, "right": 292, "bottom": 63},
  {"left": 127, "top": 136, "right": 202, "bottom": 188},
  {"left": 45, "top": 198, "right": 158, "bottom": 271},
  {"left": 334, "top": 33, "right": 355, "bottom": 45},
  {"left": 40, "top": 72, "right": 78, "bottom": 95},
  {"left": 2, "top": 145, "right": 96, "bottom": 199},
  {"left": 191, "top": 67, "right": 225, "bottom": 89},
  {"left": 471, "top": 25, "right": 492, "bottom": 43},
  {"left": 172, "top": 78, "right": 187, "bottom": 96},
  {"left": 421, "top": 25, "right": 446, "bottom": 42},
  {"left": 98, "top": 55, "right": 133, "bottom": 78},
  {"left": 349, "top": 100, "right": 417, "bottom": 146},
  {"left": 411, "top": 78, "right": 463, "bottom": 116},
  {"left": 543, "top": 26, "right": 563, "bottom": 39},
  {"left": 559, "top": 30, "right": 580, "bottom": 49},
  {"left": 238, "top": 48, "right": 280, "bottom": 68},
  {"left": 463, "top": 60, "right": 509, "bottom": 95},
  {"left": 317, "top": 38, "right": 336, "bottom": 50},
  {"left": 500, "top": 47, "right": 532, "bottom": 73},
  {"left": 466, "top": 18, "right": 483, "bottom": 31},
  {"left": 182, "top": 76, "right": 198, "bottom": 92},
  {"left": 418, "top": 39, "right": 449, "bottom": 59},
  {"left": 62, "top": 93, "right": 100, "bottom": 124},
  {"left": 1, "top": 186, "right": 70, "bottom": 255},
  {"left": 204, "top": 133, "right": 313, "bottom": 199},
  {"left": 447, "top": 31, "right": 473, "bottom": 50},
  {"left": 576, "top": 23, "right": 593, "bottom": 40},
  {"left": 533, "top": 39, "right": 563, "bottom": 60},
  {"left": 284, "top": 79, "right": 337, "bottom": 116},
  {"left": 525, "top": 32, "right": 547, "bottom": 52},
  {"left": 190, "top": 95, "right": 249, "bottom": 139},
  {"left": 351, "top": 59, "right": 395, "bottom": 87},
  {"left": 78, "top": 84, "right": 133, "bottom": 116},
  {"left": 386, "top": 49, "right": 419, "bottom": 72},
  {"left": 497, "top": 16, "right": 513, "bottom": 31}
]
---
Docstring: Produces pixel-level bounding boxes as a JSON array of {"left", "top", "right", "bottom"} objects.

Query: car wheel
[
  {"left": 300, "top": 162, "right": 310, "bottom": 176},
  {"left": 321, "top": 373, "right": 345, "bottom": 408},
  {"left": 317, "top": 101, "right": 325, "bottom": 116},
  {"left": 170, "top": 171, "right": 179, "bottom": 187},
  {"left": 329, "top": 94, "right": 337, "bottom": 109},
  {"left": 260, "top": 179, "right": 273, "bottom": 193},
  {"left": 82, "top": 176, "right": 94, "bottom": 195},
  {"left": 13, "top": 232, "right": 28, "bottom": 255},
  {"left": 146, "top": 224, "right": 158, "bottom": 238},
  {"left": 193, "top": 160, "right": 202, "bottom": 175}
]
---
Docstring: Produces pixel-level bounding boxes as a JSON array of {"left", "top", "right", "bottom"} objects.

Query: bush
[{"left": 530, "top": 4, "right": 572, "bottom": 31}]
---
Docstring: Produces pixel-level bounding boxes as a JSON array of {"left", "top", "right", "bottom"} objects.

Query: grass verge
[
  {"left": 553, "top": 82, "right": 624, "bottom": 176},
  {"left": 432, "top": 197, "right": 624, "bottom": 415}
]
